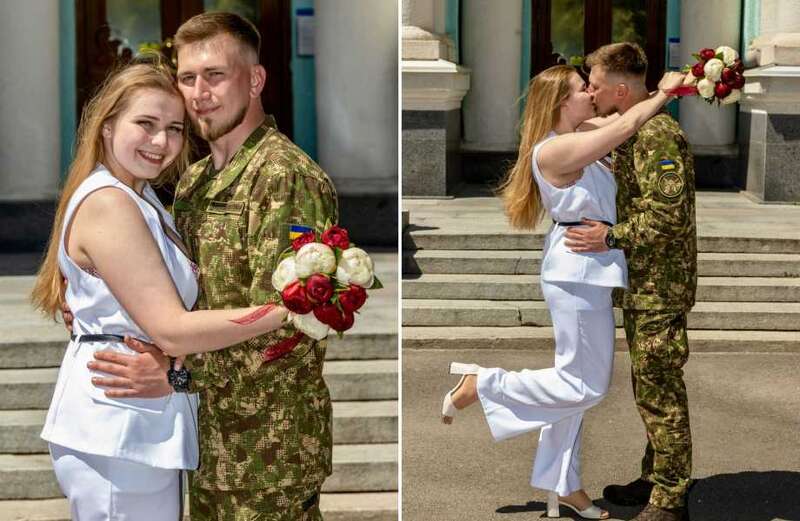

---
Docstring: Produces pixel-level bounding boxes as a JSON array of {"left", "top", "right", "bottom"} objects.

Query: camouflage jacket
[
  {"left": 173, "top": 116, "right": 338, "bottom": 492},
  {"left": 609, "top": 112, "right": 697, "bottom": 311}
]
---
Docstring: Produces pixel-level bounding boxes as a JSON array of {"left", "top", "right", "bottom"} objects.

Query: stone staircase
[
  {"left": 403, "top": 190, "right": 800, "bottom": 354},
  {"left": 0, "top": 252, "right": 398, "bottom": 521}
]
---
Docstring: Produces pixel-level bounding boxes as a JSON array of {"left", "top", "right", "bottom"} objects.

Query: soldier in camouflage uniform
[
  {"left": 172, "top": 14, "right": 338, "bottom": 520},
  {"left": 176, "top": 115, "right": 337, "bottom": 520},
  {"left": 567, "top": 43, "right": 696, "bottom": 521}
]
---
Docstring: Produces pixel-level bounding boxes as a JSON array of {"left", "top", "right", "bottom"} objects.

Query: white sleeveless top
[
  {"left": 41, "top": 165, "right": 200, "bottom": 470},
  {"left": 532, "top": 132, "right": 628, "bottom": 288}
]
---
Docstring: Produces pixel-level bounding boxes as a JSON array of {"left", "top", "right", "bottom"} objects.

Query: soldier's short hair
[
  {"left": 175, "top": 12, "right": 260, "bottom": 63},
  {"left": 585, "top": 42, "right": 647, "bottom": 78}
]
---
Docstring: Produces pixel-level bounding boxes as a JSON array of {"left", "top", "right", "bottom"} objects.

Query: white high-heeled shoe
[
  {"left": 441, "top": 362, "right": 481, "bottom": 424},
  {"left": 547, "top": 491, "right": 609, "bottom": 519}
]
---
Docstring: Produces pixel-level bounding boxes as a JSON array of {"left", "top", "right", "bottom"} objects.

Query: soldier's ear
[
  {"left": 615, "top": 83, "right": 629, "bottom": 99},
  {"left": 249, "top": 65, "right": 266, "bottom": 98}
]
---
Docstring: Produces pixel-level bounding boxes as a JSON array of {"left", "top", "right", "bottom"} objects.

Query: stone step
[
  {"left": 402, "top": 326, "right": 800, "bottom": 353},
  {"left": 0, "top": 360, "right": 398, "bottom": 410},
  {"left": 0, "top": 401, "right": 397, "bottom": 454},
  {"left": 402, "top": 299, "right": 800, "bottom": 331},
  {"left": 404, "top": 232, "right": 800, "bottom": 254},
  {"left": 403, "top": 250, "right": 800, "bottom": 277},
  {"left": 0, "top": 444, "right": 397, "bottom": 499},
  {"left": 402, "top": 274, "right": 800, "bottom": 302},
  {"left": 0, "top": 493, "right": 398, "bottom": 521},
  {"left": 0, "top": 331, "right": 397, "bottom": 370}
]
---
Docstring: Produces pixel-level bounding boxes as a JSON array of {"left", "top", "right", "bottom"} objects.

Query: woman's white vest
[
  {"left": 41, "top": 165, "right": 200, "bottom": 469},
  {"left": 532, "top": 133, "right": 628, "bottom": 288}
]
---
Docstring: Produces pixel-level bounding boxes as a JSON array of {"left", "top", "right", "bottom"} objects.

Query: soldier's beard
[{"left": 194, "top": 104, "right": 248, "bottom": 142}]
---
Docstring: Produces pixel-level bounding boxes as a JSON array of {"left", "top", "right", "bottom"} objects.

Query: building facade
[
  {"left": 403, "top": 0, "right": 800, "bottom": 204},
  {"left": 0, "top": 0, "right": 398, "bottom": 251}
]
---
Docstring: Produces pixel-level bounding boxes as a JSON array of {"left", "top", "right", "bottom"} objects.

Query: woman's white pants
[
  {"left": 49, "top": 443, "right": 180, "bottom": 520},
  {"left": 476, "top": 280, "right": 615, "bottom": 496}
]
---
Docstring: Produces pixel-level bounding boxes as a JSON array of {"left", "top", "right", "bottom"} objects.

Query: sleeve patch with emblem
[{"left": 657, "top": 160, "right": 684, "bottom": 198}]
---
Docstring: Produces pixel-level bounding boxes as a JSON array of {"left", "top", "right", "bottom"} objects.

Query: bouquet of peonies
[
  {"left": 669, "top": 46, "right": 745, "bottom": 105},
  {"left": 271, "top": 223, "right": 382, "bottom": 341}
]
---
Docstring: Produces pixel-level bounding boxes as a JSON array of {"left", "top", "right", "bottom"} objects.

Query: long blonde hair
[
  {"left": 497, "top": 65, "right": 576, "bottom": 230},
  {"left": 31, "top": 59, "right": 190, "bottom": 319}
]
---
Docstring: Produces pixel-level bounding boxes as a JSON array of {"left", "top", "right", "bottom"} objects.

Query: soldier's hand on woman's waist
[
  {"left": 564, "top": 219, "right": 610, "bottom": 253},
  {"left": 87, "top": 336, "right": 172, "bottom": 398}
]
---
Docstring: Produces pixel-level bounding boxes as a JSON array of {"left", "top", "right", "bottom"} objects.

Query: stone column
[
  {"left": 402, "top": 0, "right": 470, "bottom": 196},
  {"left": 0, "top": 0, "right": 60, "bottom": 202},
  {"left": 460, "top": 0, "right": 522, "bottom": 152},
  {"left": 740, "top": 2, "right": 800, "bottom": 203},
  {"left": 314, "top": 0, "right": 398, "bottom": 242},
  {"left": 678, "top": 0, "right": 741, "bottom": 147},
  {"left": 0, "top": 0, "right": 61, "bottom": 250}
]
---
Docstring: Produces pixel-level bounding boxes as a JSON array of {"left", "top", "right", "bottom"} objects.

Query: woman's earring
[{"left": 102, "top": 125, "right": 111, "bottom": 137}]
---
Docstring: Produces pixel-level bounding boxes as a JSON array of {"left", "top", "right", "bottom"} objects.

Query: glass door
[
  {"left": 531, "top": 0, "right": 666, "bottom": 90},
  {"left": 76, "top": 0, "right": 293, "bottom": 138}
]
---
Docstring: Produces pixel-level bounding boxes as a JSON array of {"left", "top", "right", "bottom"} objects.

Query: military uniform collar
[
  {"left": 176, "top": 116, "right": 277, "bottom": 201},
  {"left": 203, "top": 115, "right": 277, "bottom": 200}
]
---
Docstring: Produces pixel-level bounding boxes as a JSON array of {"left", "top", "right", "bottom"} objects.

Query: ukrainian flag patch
[
  {"left": 288, "top": 224, "right": 315, "bottom": 240},
  {"left": 659, "top": 159, "right": 676, "bottom": 171}
]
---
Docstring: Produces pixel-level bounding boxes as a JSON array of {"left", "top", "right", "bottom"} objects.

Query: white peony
[
  {"left": 271, "top": 257, "right": 297, "bottom": 291},
  {"left": 720, "top": 88, "right": 741, "bottom": 105},
  {"left": 335, "top": 247, "right": 375, "bottom": 288},
  {"left": 289, "top": 311, "right": 329, "bottom": 340},
  {"left": 697, "top": 78, "right": 716, "bottom": 99},
  {"left": 295, "top": 243, "right": 336, "bottom": 278},
  {"left": 715, "top": 45, "right": 739, "bottom": 66},
  {"left": 683, "top": 71, "right": 697, "bottom": 86},
  {"left": 703, "top": 58, "right": 724, "bottom": 82}
]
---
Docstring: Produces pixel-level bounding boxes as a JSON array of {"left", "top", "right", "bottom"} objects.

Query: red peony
[
  {"left": 313, "top": 303, "right": 355, "bottom": 332},
  {"left": 339, "top": 284, "right": 368, "bottom": 313},
  {"left": 731, "top": 72, "right": 745, "bottom": 89},
  {"left": 700, "top": 48, "right": 716, "bottom": 61},
  {"left": 691, "top": 62, "right": 705, "bottom": 78},
  {"left": 321, "top": 225, "right": 350, "bottom": 250},
  {"left": 282, "top": 281, "right": 314, "bottom": 314},
  {"left": 714, "top": 81, "right": 732, "bottom": 98},
  {"left": 292, "top": 231, "right": 316, "bottom": 252},
  {"left": 306, "top": 274, "right": 334, "bottom": 303},
  {"left": 732, "top": 58, "right": 744, "bottom": 74},
  {"left": 721, "top": 67, "right": 736, "bottom": 85}
]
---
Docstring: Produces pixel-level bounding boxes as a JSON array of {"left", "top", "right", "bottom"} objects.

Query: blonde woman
[
  {"left": 31, "top": 59, "right": 290, "bottom": 520},
  {"left": 440, "top": 65, "right": 684, "bottom": 519}
]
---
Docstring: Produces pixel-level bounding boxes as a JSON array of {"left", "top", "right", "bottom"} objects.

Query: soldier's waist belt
[
  {"left": 554, "top": 219, "right": 613, "bottom": 227},
  {"left": 71, "top": 334, "right": 126, "bottom": 343}
]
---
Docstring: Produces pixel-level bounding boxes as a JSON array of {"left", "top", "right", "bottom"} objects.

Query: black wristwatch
[
  {"left": 167, "top": 358, "right": 191, "bottom": 393},
  {"left": 604, "top": 228, "right": 617, "bottom": 249}
]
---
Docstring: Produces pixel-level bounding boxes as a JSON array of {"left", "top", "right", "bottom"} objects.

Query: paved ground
[{"left": 402, "top": 349, "right": 800, "bottom": 521}]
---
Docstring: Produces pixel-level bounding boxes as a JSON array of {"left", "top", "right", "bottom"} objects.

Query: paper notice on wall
[
  {"left": 297, "top": 8, "right": 314, "bottom": 57},
  {"left": 669, "top": 37, "right": 681, "bottom": 69}
]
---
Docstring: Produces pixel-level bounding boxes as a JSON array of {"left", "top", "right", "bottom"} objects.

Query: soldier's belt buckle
[{"left": 207, "top": 200, "right": 245, "bottom": 215}]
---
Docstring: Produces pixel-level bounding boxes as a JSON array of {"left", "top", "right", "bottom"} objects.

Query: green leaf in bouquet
[
  {"left": 369, "top": 275, "right": 384, "bottom": 290},
  {"left": 681, "top": 65, "right": 691, "bottom": 73},
  {"left": 715, "top": 52, "right": 723, "bottom": 60},
  {"left": 277, "top": 246, "right": 296, "bottom": 264},
  {"left": 692, "top": 53, "right": 701, "bottom": 61}
]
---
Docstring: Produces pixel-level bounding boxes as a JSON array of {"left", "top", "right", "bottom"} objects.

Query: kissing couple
[{"left": 441, "top": 42, "right": 697, "bottom": 521}]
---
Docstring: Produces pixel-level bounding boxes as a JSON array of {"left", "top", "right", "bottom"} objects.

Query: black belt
[
  {"left": 70, "top": 334, "right": 126, "bottom": 343},
  {"left": 553, "top": 219, "right": 613, "bottom": 227}
]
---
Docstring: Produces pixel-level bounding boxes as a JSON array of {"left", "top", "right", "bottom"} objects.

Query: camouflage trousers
[
  {"left": 189, "top": 486, "right": 322, "bottom": 521},
  {"left": 623, "top": 310, "right": 692, "bottom": 509}
]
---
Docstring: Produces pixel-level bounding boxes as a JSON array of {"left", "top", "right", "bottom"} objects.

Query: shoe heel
[
  {"left": 441, "top": 391, "right": 456, "bottom": 424},
  {"left": 546, "top": 491, "right": 560, "bottom": 517}
]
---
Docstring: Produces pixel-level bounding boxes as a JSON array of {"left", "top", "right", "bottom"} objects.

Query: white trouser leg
[
  {"left": 50, "top": 443, "right": 180, "bottom": 520},
  {"left": 476, "top": 281, "right": 615, "bottom": 495}
]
